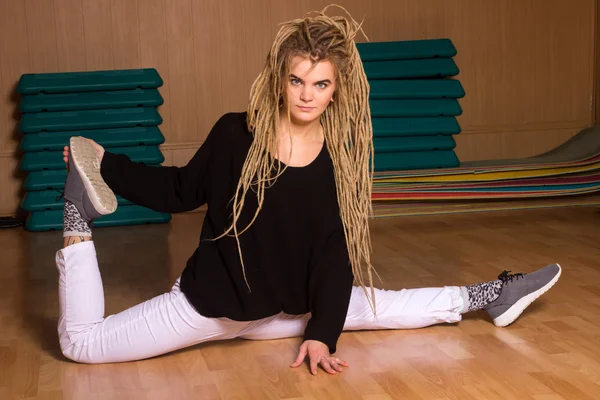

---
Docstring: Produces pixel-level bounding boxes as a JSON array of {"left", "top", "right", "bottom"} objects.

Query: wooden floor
[{"left": 1, "top": 206, "right": 600, "bottom": 399}]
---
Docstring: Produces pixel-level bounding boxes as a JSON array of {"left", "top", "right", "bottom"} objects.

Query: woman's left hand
[{"left": 290, "top": 340, "right": 349, "bottom": 375}]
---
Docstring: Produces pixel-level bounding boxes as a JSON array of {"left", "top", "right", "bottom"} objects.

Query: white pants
[{"left": 56, "top": 241, "right": 464, "bottom": 364}]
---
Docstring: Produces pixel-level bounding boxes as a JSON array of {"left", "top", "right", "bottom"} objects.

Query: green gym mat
[
  {"left": 357, "top": 39, "right": 457, "bottom": 62},
  {"left": 363, "top": 58, "right": 459, "bottom": 80},
  {"left": 369, "top": 79, "right": 465, "bottom": 100},
  {"left": 20, "top": 126, "right": 165, "bottom": 152},
  {"left": 21, "top": 190, "right": 134, "bottom": 212},
  {"left": 20, "top": 145, "right": 165, "bottom": 172},
  {"left": 24, "top": 164, "right": 162, "bottom": 191},
  {"left": 374, "top": 150, "right": 460, "bottom": 172},
  {"left": 19, "top": 107, "right": 162, "bottom": 133},
  {"left": 373, "top": 136, "right": 456, "bottom": 153},
  {"left": 372, "top": 117, "right": 461, "bottom": 137},
  {"left": 370, "top": 99, "right": 462, "bottom": 118},
  {"left": 25, "top": 205, "right": 171, "bottom": 232},
  {"left": 17, "top": 68, "right": 163, "bottom": 95},
  {"left": 20, "top": 88, "right": 163, "bottom": 113}
]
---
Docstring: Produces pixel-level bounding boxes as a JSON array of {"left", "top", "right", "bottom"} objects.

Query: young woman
[{"left": 57, "top": 8, "right": 561, "bottom": 375}]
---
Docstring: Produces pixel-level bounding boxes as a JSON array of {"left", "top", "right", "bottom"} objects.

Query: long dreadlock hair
[{"left": 214, "top": 4, "right": 380, "bottom": 314}]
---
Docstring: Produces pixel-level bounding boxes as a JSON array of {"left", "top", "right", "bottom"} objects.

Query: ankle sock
[
  {"left": 460, "top": 279, "right": 503, "bottom": 313},
  {"left": 63, "top": 200, "right": 92, "bottom": 237}
]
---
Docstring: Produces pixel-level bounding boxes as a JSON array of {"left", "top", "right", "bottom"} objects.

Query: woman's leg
[
  {"left": 57, "top": 137, "right": 250, "bottom": 364},
  {"left": 343, "top": 285, "right": 464, "bottom": 331},
  {"left": 56, "top": 240, "right": 250, "bottom": 364},
  {"left": 239, "top": 263, "right": 562, "bottom": 340},
  {"left": 238, "top": 285, "right": 463, "bottom": 342}
]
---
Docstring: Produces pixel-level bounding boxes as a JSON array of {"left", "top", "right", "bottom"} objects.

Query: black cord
[{"left": 0, "top": 216, "right": 25, "bottom": 228}]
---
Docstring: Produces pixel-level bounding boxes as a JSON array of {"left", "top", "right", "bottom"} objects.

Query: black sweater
[{"left": 100, "top": 111, "right": 354, "bottom": 353}]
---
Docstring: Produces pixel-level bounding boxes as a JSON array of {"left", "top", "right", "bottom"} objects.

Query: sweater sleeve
[
  {"left": 304, "top": 227, "right": 354, "bottom": 354},
  {"left": 100, "top": 114, "right": 228, "bottom": 213}
]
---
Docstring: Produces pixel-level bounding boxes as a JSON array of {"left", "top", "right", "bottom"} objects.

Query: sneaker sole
[
  {"left": 493, "top": 263, "right": 562, "bottom": 327},
  {"left": 69, "top": 137, "right": 117, "bottom": 215}
]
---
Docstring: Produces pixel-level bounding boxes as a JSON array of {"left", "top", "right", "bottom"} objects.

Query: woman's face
[{"left": 282, "top": 55, "right": 336, "bottom": 126}]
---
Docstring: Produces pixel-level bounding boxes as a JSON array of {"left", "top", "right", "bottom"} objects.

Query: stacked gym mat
[
  {"left": 370, "top": 126, "right": 600, "bottom": 217},
  {"left": 354, "top": 38, "right": 600, "bottom": 217},
  {"left": 17, "top": 68, "right": 172, "bottom": 231},
  {"left": 357, "top": 38, "right": 464, "bottom": 172}
]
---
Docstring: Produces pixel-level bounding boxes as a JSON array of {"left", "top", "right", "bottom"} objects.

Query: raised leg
[
  {"left": 56, "top": 241, "right": 251, "bottom": 364},
  {"left": 56, "top": 137, "right": 252, "bottom": 364}
]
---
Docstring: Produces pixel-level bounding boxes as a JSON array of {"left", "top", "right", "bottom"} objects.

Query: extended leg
[
  {"left": 238, "top": 284, "right": 463, "bottom": 344},
  {"left": 238, "top": 264, "right": 562, "bottom": 341}
]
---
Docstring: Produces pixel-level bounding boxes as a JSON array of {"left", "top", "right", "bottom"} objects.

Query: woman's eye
[
  {"left": 291, "top": 78, "right": 301, "bottom": 85},
  {"left": 317, "top": 83, "right": 328, "bottom": 89}
]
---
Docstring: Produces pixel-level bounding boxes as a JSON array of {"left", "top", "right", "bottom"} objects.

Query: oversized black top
[{"left": 99, "top": 112, "right": 354, "bottom": 353}]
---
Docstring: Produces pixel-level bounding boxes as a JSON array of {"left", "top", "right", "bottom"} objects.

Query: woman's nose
[{"left": 300, "top": 87, "right": 313, "bottom": 102}]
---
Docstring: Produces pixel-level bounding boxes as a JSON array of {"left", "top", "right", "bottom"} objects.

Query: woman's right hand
[{"left": 63, "top": 139, "right": 105, "bottom": 169}]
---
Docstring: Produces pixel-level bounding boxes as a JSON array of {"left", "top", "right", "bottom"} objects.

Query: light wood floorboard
[{"left": 1, "top": 206, "right": 599, "bottom": 399}]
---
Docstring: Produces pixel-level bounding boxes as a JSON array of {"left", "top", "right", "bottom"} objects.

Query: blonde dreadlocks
[{"left": 215, "top": 5, "right": 380, "bottom": 314}]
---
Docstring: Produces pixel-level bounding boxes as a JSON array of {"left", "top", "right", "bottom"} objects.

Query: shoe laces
[
  {"left": 55, "top": 189, "right": 65, "bottom": 202},
  {"left": 498, "top": 270, "right": 525, "bottom": 283}
]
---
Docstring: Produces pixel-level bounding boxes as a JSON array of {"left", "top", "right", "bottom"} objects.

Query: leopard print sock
[
  {"left": 463, "top": 279, "right": 503, "bottom": 312},
  {"left": 63, "top": 200, "right": 92, "bottom": 237}
]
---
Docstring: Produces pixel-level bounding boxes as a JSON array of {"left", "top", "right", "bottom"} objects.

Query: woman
[{"left": 57, "top": 7, "right": 561, "bottom": 375}]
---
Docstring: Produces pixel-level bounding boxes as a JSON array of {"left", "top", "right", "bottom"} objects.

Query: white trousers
[{"left": 56, "top": 241, "right": 464, "bottom": 364}]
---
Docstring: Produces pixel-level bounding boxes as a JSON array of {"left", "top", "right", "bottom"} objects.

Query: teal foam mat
[
  {"left": 372, "top": 117, "right": 461, "bottom": 137},
  {"left": 22, "top": 190, "right": 134, "bottom": 212},
  {"left": 357, "top": 39, "right": 457, "bottom": 61},
  {"left": 20, "top": 89, "right": 163, "bottom": 113},
  {"left": 17, "top": 68, "right": 163, "bottom": 95},
  {"left": 370, "top": 99, "right": 462, "bottom": 118},
  {"left": 21, "top": 127, "right": 165, "bottom": 152},
  {"left": 373, "top": 150, "right": 460, "bottom": 172},
  {"left": 20, "top": 146, "right": 165, "bottom": 172},
  {"left": 363, "top": 58, "right": 459, "bottom": 79},
  {"left": 20, "top": 107, "right": 162, "bottom": 133},
  {"left": 26, "top": 205, "right": 171, "bottom": 232},
  {"left": 374, "top": 136, "right": 456, "bottom": 153},
  {"left": 25, "top": 169, "right": 72, "bottom": 191},
  {"left": 24, "top": 164, "right": 162, "bottom": 191},
  {"left": 369, "top": 79, "right": 465, "bottom": 100}
]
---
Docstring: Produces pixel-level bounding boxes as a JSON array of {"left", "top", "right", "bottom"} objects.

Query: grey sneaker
[
  {"left": 64, "top": 136, "right": 117, "bottom": 222},
  {"left": 484, "top": 264, "right": 562, "bottom": 327}
]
